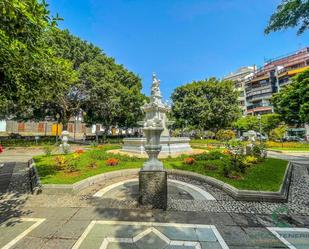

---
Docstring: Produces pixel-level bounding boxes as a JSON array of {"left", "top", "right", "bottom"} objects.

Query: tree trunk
[
  {"left": 102, "top": 126, "right": 109, "bottom": 143},
  {"left": 62, "top": 112, "right": 71, "bottom": 131}
]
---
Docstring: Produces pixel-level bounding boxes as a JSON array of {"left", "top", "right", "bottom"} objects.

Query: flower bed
[{"left": 34, "top": 145, "right": 288, "bottom": 191}]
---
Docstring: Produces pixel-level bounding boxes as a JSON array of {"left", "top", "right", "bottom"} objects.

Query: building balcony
[
  {"left": 246, "top": 92, "right": 272, "bottom": 102},
  {"left": 246, "top": 85, "right": 272, "bottom": 97},
  {"left": 247, "top": 103, "right": 272, "bottom": 110},
  {"left": 246, "top": 103, "right": 273, "bottom": 114}
]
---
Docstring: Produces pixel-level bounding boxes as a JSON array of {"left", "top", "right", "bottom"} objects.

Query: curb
[
  {"left": 27, "top": 159, "right": 42, "bottom": 194},
  {"left": 41, "top": 168, "right": 139, "bottom": 194}
]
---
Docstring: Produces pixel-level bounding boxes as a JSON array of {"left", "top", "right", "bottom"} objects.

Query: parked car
[
  {"left": 256, "top": 133, "right": 267, "bottom": 141},
  {"left": 284, "top": 136, "right": 305, "bottom": 142},
  {"left": 241, "top": 131, "right": 267, "bottom": 141}
]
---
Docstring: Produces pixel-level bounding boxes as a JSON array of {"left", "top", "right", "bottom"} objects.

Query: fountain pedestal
[
  {"left": 138, "top": 73, "right": 168, "bottom": 210},
  {"left": 139, "top": 170, "right": 167, "bottom": 210},
  {"left": 139, "top": 127, "right": 167, "bottom": 209}
]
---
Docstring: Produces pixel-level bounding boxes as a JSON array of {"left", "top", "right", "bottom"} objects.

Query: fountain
[
  {"left": 122, "top": 73, "right": 192, "bottom": 155},
  {"left": 138, "top": 73, "right": 168, "bottom": 209}
]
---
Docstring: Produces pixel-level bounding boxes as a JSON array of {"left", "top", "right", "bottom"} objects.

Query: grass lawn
[
  {"left": 268, "top": 147, "right": 309, "bottom": 152},
  {"left": 164, "top": 158, "right": 287, "bottom": 191},
  {"left": 34, "top": 144, "right": 144, "bottom": 184},
  {"left": 34, "top": 145, "right": 288, "bottom": 191}
]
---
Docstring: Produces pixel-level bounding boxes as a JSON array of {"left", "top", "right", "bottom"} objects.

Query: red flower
[
  {"left": 75, "top": 149, "right": 84, "bottom": 154},
  {"left": 183, "top": 157, "right": 195, "bottom": 165},
  {"left": 0, "top": 145, "right": 4, "bottom": 153},
  {"left": 105, "top": 158, "right": 119, "bottom": 166}
]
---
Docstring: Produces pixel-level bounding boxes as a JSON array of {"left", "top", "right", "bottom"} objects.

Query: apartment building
[
  {"left": 223, "top": 66, "right": 255, "bottom": 115},
  {"left": 245, "top": 47, "right": 309, "bottom": 115}
]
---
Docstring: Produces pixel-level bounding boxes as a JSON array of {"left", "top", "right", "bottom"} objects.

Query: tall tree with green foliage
[
  {"left": 0, "top": 0, "right": 76, "bottom": 120},
  {"left": 270, "top": 123, "right": 288, "bottom": 142},
  {"left": 272, "top": 69, "right": 309, "bottom": 125},
  {"left": 233, "top": 116, "right": 259, "bottom": 131},
  {"left": 32, "top": 28, "right": 146, "bottom": 129},
  {"left": 171, "top": 78, "right": 241, "bottom": 131},
  {"left": 29, "top": 28, "right": 103, "bottom": 128},
  {"left": 79, "top": 55, "right": 146, "bottom": 132},
  {"left": 265, "top": 0, "right": 309, "bottom": 35},
  {"left": 233, "top": 114, "right": 282, "bottom": 135}
]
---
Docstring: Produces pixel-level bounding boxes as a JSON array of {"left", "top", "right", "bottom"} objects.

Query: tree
[
  {"left": 80, "top": 55, "right": 146, "bottom": 134},
  {"left": 171, "top": 78, "right": 241, "bottom": 131},
  {"left": 32, "top": 28, "right": 103, "bottom": 128},
  {"left": 233, "top": 114, "right": 282, "bottom": 135},
  {"left": 233, "top": 116, "right": 259, "bottom": 131},
  {"left": 261, "top": 114, "right": 282, "bottom": 135},
  {"left": 216, "top": 129, "right": 236, "bottom": 141},
  {"left": 265, "top": 0, "right": 309, "bottom": 35},
  {"left": 270, "top": 123, "right": 288, "bottom": 142},
  {"left": 23, "top": 28, "right": 145, "bottom": 130},
  {"left": 0, "top": 0, "right": 145, "bottom": 133},
  {"left": 272, "top": 69, "right": 309, "bottom": 125},
  {"left": 0, "top": 0, "right": 75, "bottom": 120}
]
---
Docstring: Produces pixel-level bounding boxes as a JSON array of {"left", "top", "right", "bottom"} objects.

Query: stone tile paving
[
  {"left": 0, "top": 218, "right": 45, "bottom": 248},
  {"left": 267, "top": 227, "right": 309, "bottom": 249},
  {"left": 0, "top": 161, "right": 308, "bottom": 248},
  {"left": 167, "top": 163, "right": 309, "bottom": 215},
  {"left": 5, "top": 162, "right": 306, "bottom": 218},
  {"left": 0, "top": 206, "right": 308, "bottom": 249},
  {"left": 72, "top": 221, "right": 228, "bottom": 249}
]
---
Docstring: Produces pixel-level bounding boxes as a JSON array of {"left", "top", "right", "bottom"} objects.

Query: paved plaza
[
  {"left": 0, "top": 153, "right": 308, "bottom": 249},
  {"left": 0, "top": 204, "right": 309, "bottom": 249}
]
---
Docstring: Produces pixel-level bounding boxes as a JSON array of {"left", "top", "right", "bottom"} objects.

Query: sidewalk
[{"left": 0, "top": 148, "right": 44, "bottom": 163}]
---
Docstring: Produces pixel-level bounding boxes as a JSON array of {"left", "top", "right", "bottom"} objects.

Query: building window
[
  {"left": 38, "top": 123, "right": 45, "bottom": 133},
  {"left": 18, "top": 123, "right": 25, "bottom": 132}
]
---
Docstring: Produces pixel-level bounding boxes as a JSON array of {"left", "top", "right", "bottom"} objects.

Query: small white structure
[
  {"left": 60, "top": 130, "right": 70, "bottom": 153},
  {"left": 0, "top": 120, "right": 6, "bottom": 132}
]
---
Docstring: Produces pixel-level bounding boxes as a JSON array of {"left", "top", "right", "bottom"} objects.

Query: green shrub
[
  {"left": 216, "top": 129, "right": 236, "bottom": 141},
  {"left": 241, "top": 155, "right": 258, "bottom": 167},
  {"left": 204, "top": 161, "right": 218, "bottom": 171},
  {"left": 66, "top": 153, "right": 80, "bottom": 172},
  {"left": 87, "top": 161, "right": 98, "bottom": 169},
  {"left": 66, "top": 161, "right": 79, "bottom": 172},
  {"left": 252, "top": 143, "right": 267, "bottom": 159},
  {"left": 54, "top": 156, "right": 66, "bottom": 170},
  {"left": 221, "top": 161, "right": 233, "bottom": 177},
  {"left": 43, "top": 146, "right": 53, "bottom": 156}
]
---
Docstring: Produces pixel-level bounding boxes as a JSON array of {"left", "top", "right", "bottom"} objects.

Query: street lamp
[
  {"left": 257, "top": 113, "right": 262, "bottom": 143},
  {"left": 56, "top": 113, "right": 60, "bottom": 143}
]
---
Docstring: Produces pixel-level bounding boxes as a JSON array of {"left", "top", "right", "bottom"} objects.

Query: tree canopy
[
  {"left": 171, "top": 78, "right": 241, "bottom": 131},
  {"left": 0, "top": 0, "right": 76, "bottom": 120},
  {"left": 0, "top": 0, "right": 145, "bottom": 130},
  {"left": 233, "top": 114, "right": 282, "bottom": 135},
  {"left": 265, "top": 0, "right": 309, "bottom": 35},
  {"left": 272, "top": 69, "right": 309, "bottom": 125}
]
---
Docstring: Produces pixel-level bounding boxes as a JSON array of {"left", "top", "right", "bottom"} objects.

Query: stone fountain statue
[
  {"left": 122, "top": 73, "right": 191, "bottom": 154},
  {"left": 140, "top": 73, "right": 168, "bottom": 171},
  {"left": 139, "top": 73, "right": 168, "bottom": 209}
]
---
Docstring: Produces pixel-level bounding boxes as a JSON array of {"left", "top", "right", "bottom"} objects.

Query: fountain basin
[{"left": 122, "top": 136, "right": 192, "bottom": 155}]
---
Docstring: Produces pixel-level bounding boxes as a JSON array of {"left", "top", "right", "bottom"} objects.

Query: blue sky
[{"left": 48, "top": 0, "right": 309, "bottom": 100}]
